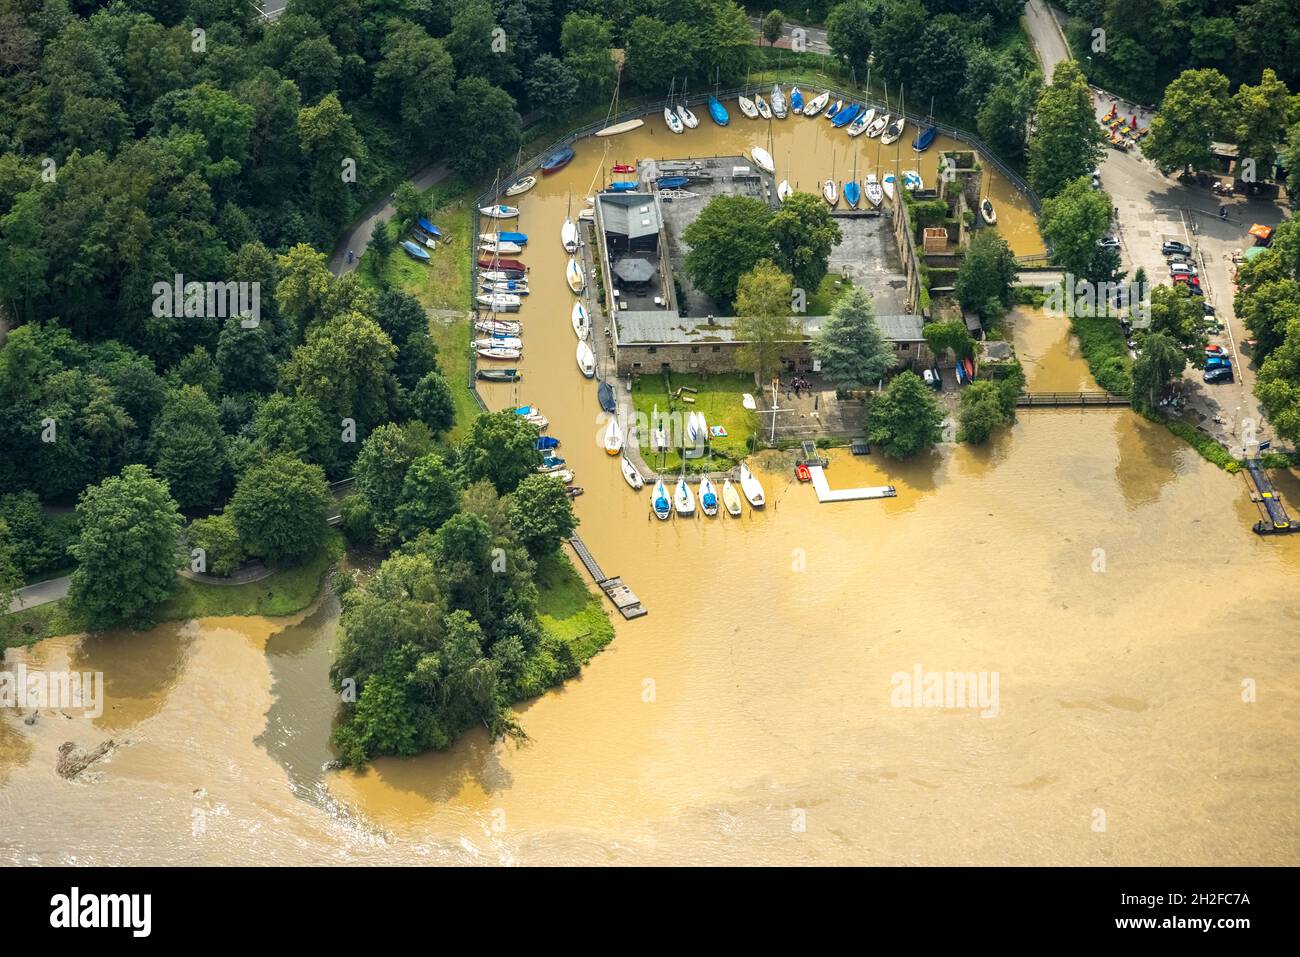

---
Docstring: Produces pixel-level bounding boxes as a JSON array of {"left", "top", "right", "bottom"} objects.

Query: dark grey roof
[
  {"left": 613, "top": 257, "right": 657, "bottom": 283},
  {"left": 617, "top": 311, "right": 926, "bottom": 345},
  {"left": 597, "top": 193, "right": 660, "bottom": 240}
]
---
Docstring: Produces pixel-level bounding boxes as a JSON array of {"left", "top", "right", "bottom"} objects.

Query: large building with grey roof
[{"left": 592, "top": 170, "right": 932, "bottom": 378}]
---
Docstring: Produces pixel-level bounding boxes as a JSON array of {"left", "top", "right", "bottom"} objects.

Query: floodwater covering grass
[
  {"left": 631, "top": 372, "right": 759, "bottom": 473},
  {"left": 4, "top": 532, "right": 343, "bottom": 646}
]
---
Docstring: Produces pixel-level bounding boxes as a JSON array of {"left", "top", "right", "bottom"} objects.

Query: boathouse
[{"left": 612, "top": 311, "right": 933, "bottom": 376}]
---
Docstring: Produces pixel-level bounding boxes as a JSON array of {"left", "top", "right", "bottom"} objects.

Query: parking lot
[{"left": 1097, "top": 131, "right": 1290, "bottom": 453}]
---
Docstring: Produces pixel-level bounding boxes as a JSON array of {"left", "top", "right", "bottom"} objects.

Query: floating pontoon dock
[
  {"left": 567, "top": 535, "right": 647, "bottom": 619},
  {"left": 1244, "top": 459, "right": 1297, "bottom": 535},
  {"left": 807, "top": 465, "right": 896, "bottom": 503}
]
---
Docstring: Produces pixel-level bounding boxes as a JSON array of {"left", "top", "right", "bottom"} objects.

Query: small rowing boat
[{"left": 576, "top": 340, "right": 595, "bottom": 377}]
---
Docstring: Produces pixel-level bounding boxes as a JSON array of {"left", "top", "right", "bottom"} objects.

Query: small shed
[{"left": 923, "top": 227, "right": 949, "bottom": 254}]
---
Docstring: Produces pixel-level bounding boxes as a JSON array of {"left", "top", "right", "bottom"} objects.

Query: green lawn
[
  {"left": 3, "top": 532, "right": 343, "bottom": 647},
  {"left": 631, "top": 371, "right": 759, "bottom": 473},
  {"left": 535, "top": 551, "right": 615, "bottom": 664},
  {"left": 360, "top": 186, "right": 474, "bottom": 312},
  {"left": 808, "top": 272, "right": 854, "bottom": 315},
  {"left": 426, "top": 313, "right": 479, "bottom": 443}
]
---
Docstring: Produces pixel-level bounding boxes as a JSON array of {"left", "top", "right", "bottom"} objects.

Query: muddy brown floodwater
[{"left": 2, "top": 117, "right": 1298, "bottom": 865}]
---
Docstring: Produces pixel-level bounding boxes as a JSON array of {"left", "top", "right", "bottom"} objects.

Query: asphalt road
[
  {"left": 1022, "top": 0, "right": 1071, "bottom": 78},
  {"left": 748, "top": 17, "right": 832, "bottom": 56}
]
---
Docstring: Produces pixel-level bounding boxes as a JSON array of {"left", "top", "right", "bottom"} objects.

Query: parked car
[
  {"left": 1167, "top": 253, "right": 1190, "bottom": 265},
  {"left": 1097, "top": 235, "right": 1121, "bottom": 250},
  {"left": 1206, "top": 355, "right": 1232, "bottom": 368},
  {"left": 1173, "top": 273, "right": 1202, "bottom": 288},
  {"left": 1204, "top": 365, "right": 1234, "bottom": 383},
  {"left": 1169, "top": 262, "right": 1197, "bottom": 276},
  {"left": 1203, "top": 302, "right": 1217, "bottom": 316},
  {"left": 1205, "top": 344, "right": 1225, "bottom": 355},
  {"left": 1162, "top": 240, "right": 1193, "bottom": 256}
]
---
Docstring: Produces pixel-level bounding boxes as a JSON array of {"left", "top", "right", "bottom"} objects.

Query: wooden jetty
[
  {"left": 1244, "top": 459, "right": 1297, "bottom": 535},
  {"left": 567, "top": 535, "right": 647, "bottom": 619},
  {"left": 1015, "top": 391, "right": 1131, "bottom": 408}
]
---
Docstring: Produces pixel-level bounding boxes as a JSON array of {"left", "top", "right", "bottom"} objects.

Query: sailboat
[
  {"left": 847, "top": 106, "right": 874, "bottom": 137},
  {"left": 823, "top": 148, "right": 838, "bottom": 207},
  {"left": 652, "top": 479, "right": 672, "bottom": 519},
  {"left": 721, "top": 479, "right": 743, "bottom": 516},
  {"left": 621, "top": 457, "right": 644, "bottom": 490},
  {"left": 673, "top": 476, "right": 696, "bottom": 515},
  {"left": 504, "top": 175, "right": 535, "bottom": 196},
  {"left": 881, "top": 84, "right": 905, "bottom": 146},
  {"left": 677, "top": 83, "right": 699, "bottom": 128},
  {"left": 707, "top": 68, "right": 729, "bottom": 125},
  {"left": 664, "top": 78, "right": 684, "bottom": 133},
  {"left": 475, "top": 317, "right": 521, "bottom": 336},
  {"left": 790, "top": 86, "right": 804, "bottom": 113},
  {"left": 738, "top": 463, "right": 765, "bottom": 508},
  {"left": 566, "top": 256, "right": 585, "bottom": 294},
  {"left": 825, "top": 97, "right": 843, "bottom": 121},
  {"left": 777, "top": 180, "right": 793, "bottom": 202},
  {"left": 804, "top": 90, "right": 830, "bottom": 116},
  {"left": 755, "top": 92, "right": 772, "bottom": 120},
  {"left": 561, "top": 196, "right": 579, "bottom": 253},
  {"left": 844, "top": 153, "right": 861, "bottom": 208},
  {"left": 603, "top": 417, "right": 623, "bottom": 455},
  {"left": 912, "top": 96, "right": 937, "bottom": 152},
  {"left": 771, "top": 84, "right": 787, "bottom": 119},
  {"left": 737, "top": 76, "right": 758, "bottom": 119},
  {"left": 750, "top": 146, "right": 775, "bottom": 175},
  {"left": 698, "top": 476, "right": 719, "bottom": 517},
  {"left": 479, "top": 204, "right": 519, "bottom": 219},
  {"left": 472, "top": 335, "right": 522, "bottom": 350},
  {"left": 571, "top": 300, "right": 590, "bottom": 339},
  {"left": 882, "top": 172, "right": 896, "bottom": 202},
  {"left": 595, "top": 57, "right": 643, "bottom": 136},
  {"left": 576, "top": 340, "right": 596, "bottom": 377},
  {"left": 865, "top": 173, "right": 884, "bottom": 208}
]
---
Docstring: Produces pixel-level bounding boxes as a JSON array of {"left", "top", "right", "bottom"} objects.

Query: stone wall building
[
  {"left": 593, "top": 175, "right": 932, "bottom": 380},
  {"left": 613, "top": 311, "right": 933, "bottom": 376}
]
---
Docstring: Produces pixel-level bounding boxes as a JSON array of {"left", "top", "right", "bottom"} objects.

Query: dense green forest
[
  {"left": 820, "top": 0, "right": 1041, "bottom": 163},
  {"left": 1057, "top": 0, "right": 1300, "bottom": 103}
]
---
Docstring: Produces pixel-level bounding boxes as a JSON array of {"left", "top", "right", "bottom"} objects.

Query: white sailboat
[
  {"left": 777, "top": 180, "right": 793, "bottom": 202},
  {"left": 603, "top": 417, "right": 623, "bottom": 455},
  {"left": 571, "top": 300, "right": 590, "bottom": 339},
  {"left": 621, "top": 457, "right": 644, "bottom": 490},
  {"left": 847, "top": 107, "right": 875, "bottom": 137},
  {"left": 750, "top": 146, "right": 775, "bottom": 175},
  {"left": 479, "top": 204, "right": 519, "bottom": 219},
  {"left": 664, "top": 78, "right": 684, "bottom": 133},
  {"left": 738, "top": 463, "right": 765, "bottom": 508},
  {"left": 576, "top": 340, "right": 596, "bottom": 377},
  {"left": 721, "top": 479, "right": 743, "bottom": 516},
  {"left": 755, "top": 93, "right": 772, "bottom": 120},
  {"left": 472, "top": 335, "right": 522, "bottom": 350},
  {"left": 652, "top": 479, "right": 671, "bottom": 519},
  {"left": 566, "top": 256, "right": 585, "bottom": 294},
  {"left": 865, "top": 173, "right": 884, "bottom": 208},
  {"left": 804, "top": 90, "right": 830, "bottom": 116},
  {"left": 673, "top": 477, "right": 696, "bottom": 515},
  {"left": 677, "top": 83, "right": 699, "bottom": 128}
]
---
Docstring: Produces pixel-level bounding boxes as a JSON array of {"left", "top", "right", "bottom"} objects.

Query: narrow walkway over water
[
  {"left": 1244, "top": 460, "right": 1296, "bottom": 535},
  {"left": 567, "top": 535, "right": 647, "bottom": 619},
  {"left": 807, "top": 465, "right": 896, "bottom": 503}
]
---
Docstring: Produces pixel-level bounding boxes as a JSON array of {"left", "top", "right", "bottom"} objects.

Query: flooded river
[{"left": 3, "top": 117, "right": 1298, "bottom": 866}]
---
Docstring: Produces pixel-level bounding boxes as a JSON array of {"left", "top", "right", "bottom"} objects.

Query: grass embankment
[
  {"left": 4, "top": 532, "right": 343, "bottom": 646},
  {"left": 631, "top": 372, "right": 758, "bottom": 473},
  {"left": 534, "top": 552, "right": 616, "bottom": 664}
]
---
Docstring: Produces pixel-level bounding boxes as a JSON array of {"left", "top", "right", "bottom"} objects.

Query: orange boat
[{"left": 796, "top": 463, "right": 812, "bottom": 483}]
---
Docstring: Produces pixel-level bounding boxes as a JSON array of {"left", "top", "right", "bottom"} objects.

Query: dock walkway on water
[
  {"left": 567, "top": 535, "right": 647, "bottom": 619},
  {"left": 806, "top": 465, "right": 896, "bottom": 503},
  {"left": 1244, "top": 459, "right": 1296, "bottom": 535}
]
